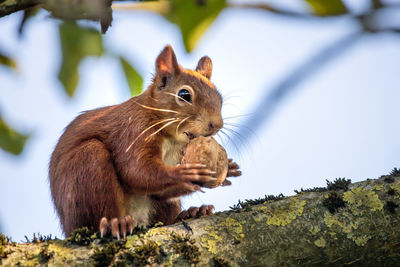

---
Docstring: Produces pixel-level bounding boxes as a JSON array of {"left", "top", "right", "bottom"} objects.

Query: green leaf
[
  {"left": 166, "top": 0, "right": 226, "bottom": 52},
  {"left": 0, "top": 116, "right": 30, "bottom": 155},
  {"left": 58, "top": 22, "right": 104, "bottom": 97},
  {"left": 305, "top": 0, "right": 347, "bottom": 16},
  {"left": 0, "top": 53, "right": 17, "bottom": 71},
  {"left": 119, "top": 57, "right": 143, "bottom": 96}
]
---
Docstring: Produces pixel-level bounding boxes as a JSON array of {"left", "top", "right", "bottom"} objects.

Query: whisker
[
  {"left": 214, "top": 132, "right": 226, "bottom": 147},
  {"left": 145, "top": 119, "right": 180, "bottom": 142},
  {"left": 133, "top": 101, "right": 179, "bottom": 114},
  {"left": 126, "top": 118, "right": 176, "bottom": 152},
  {"left": 224, "top": 122, "right": 257, "bottom": 136},
  {"left": 163, "top": 92, "right": 193, "bottom": 105},
  {"left": 220, "top": 129, "right": 241, "bottom": 157},
  {"left": 223, "top": 113, "right": 254, "bottom": 120},
  {"left": 223, "top": 127, "right": 252, "bottom": 159},
  {"left": 176, "top": 116, "right": 191, "bottom": 136}
]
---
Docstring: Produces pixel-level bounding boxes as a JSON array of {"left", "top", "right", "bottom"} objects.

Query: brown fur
[{"left": 49, "top": 45, "right": 225, "bottom": 236}]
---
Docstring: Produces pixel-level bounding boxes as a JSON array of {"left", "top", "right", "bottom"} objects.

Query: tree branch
[{"left": 1, "top": 174, "right": 399, "bottom": 265}]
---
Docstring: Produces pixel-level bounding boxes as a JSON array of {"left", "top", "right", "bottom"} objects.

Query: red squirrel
[{"left": 49, "top": 45, "right": 241, "bottom": 239}]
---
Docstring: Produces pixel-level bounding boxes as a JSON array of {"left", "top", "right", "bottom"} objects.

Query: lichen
[
  {"left": 309, "top": 225, "right": 321, "bottom": 235},
  {"left": 259, "top": 197, "right": 306, "bottom": 226},
  {"left": 343, "top": 187, "right": 384, "bottom": 213},
  {"left": 314, "top": 237, "right": 326, "bottom": 248},
  {"left": 201, "top": 227, "right": 222, "bottom": 254},
  {"left": 144, "top": 227, "right": 167, "bottom": 239},
  {"left": 390, "top": 181, "right": 400, "bottom": 197},
  {"left": 47, "top": 243, "right": 73, "bottom": 261},
  {"left": 125, "top": 235, "right": 140, "bottom": 249},
  {"left": 219, "top": 217, "right": 244, "bottom": 241}
]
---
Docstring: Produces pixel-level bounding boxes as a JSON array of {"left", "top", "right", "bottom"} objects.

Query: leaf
[
  {"left": 166, "top": 0, "right": 226, "bottom": 52},
  {"left": 58, "top": 22, "right": 104, "bottom": 97},
  {"left": 18, "top": 6, "right": 40, "bottom": 36},
  {"left": 0, "top": 116, "right": 30, "bottom": 155},
  {"left": 305, "top": 0, "right": 347, "bottom": 16},
  {"left": 119, "top": 57, "right": 143, "bottom": 96},
  {"left": 0, "top": 53, "right": 17, "bottom": 71}
]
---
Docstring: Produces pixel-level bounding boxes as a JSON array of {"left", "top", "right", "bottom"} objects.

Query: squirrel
[{"left": 49, "top": 45, "right": 241, "bottom": 239}]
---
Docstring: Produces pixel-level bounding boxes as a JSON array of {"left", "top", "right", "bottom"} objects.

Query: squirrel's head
[{"left": 149, "top": 45, "right": 223, "bottom": 143}]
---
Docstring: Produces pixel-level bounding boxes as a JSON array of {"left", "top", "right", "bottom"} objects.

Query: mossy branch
[{"left": 1, "top": 174, "right": 400, "bottom": 266}]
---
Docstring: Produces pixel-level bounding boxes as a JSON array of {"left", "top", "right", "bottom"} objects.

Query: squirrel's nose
[{"left": 208, "top": 116, "right": 223, "bottom": 133}]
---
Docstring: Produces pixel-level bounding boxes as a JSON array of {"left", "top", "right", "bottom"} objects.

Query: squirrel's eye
[{"left": 177, "top": 89, "right": 192, "bottom": 103}]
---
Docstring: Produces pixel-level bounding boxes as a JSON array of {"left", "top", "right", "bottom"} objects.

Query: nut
[{"left": 181, "top": 136, "right": 228, "bottom": 188}]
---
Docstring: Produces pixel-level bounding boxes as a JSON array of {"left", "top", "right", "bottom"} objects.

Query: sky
[{"left": 0, "top": 3, "right": 399, "bottom": 241}]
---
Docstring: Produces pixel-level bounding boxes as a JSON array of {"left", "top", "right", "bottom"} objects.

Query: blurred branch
[
  {"left": 0, "top": 0, "right": 40, "bottom": 17},
  {"left": 227, "top": 2, "right": 329, "bottom": 19},
  {"left": 232, "top": 32, "right": 361, "bottom": 148}
]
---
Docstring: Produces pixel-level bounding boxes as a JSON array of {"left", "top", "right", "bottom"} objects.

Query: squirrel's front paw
[
  {"left": 99, "top": 215, "right": 135, "bottom": 240},
  {"left": 227, "top": 158, "right": 241, "bottom": 177},
  {"left": 176, "top": 205, "right": 214, "bottom": 221},
  {"left": 173, "top": 163, "right": 217, "bottom": 185}
]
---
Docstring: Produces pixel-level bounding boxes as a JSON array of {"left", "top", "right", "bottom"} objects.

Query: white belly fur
[
  {"left": 127, "top": 194, "right": 153, "bottom": 227},
  {"left": 127, "top": 137, "right": 186, "bottom": 226}
]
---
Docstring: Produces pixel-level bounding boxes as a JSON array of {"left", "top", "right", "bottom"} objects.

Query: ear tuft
[
  {"left": 196, "top": 56, "right": 212, "bottom": 79},
  {"left": 155, "top": 45, "right": 180, "bottom": 84}
]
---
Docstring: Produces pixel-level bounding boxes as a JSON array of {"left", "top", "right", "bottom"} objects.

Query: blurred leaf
[
  {"left": 119, "top": 57, "right": 143, "bottom": 96},
  {"left": 18, "top": 6, "right": 39, "bottom": 36},
  {"left": 0, "top": 116, "right": 29, "bottom": 155},
  {"left": 0, "top": 53, "right": 17, "bottom": 70},
  {"left": 305, "top": 0, "right": 347, "bottom": 16},
  {"left": 58, "top": 22, "right": 104, "bottom": 97},
  {"left": 166, "top": 0, "right": 226, "bottom": 52}
]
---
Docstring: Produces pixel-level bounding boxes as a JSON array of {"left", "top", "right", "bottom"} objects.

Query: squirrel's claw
[
  {"left": 99, "top": 215, "right": 135, "bottom": 239},
  {"left": 176, "top": 204, "right": 214, "bottom": 222}
]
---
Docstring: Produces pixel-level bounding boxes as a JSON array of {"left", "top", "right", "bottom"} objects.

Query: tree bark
[{"left": 1, "top": 174, "right": 400, "bottom": 266}]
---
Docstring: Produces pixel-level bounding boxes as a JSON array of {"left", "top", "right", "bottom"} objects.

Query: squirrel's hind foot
[{"left": 99, "top": 215, "right": 135, "bottom": 240}]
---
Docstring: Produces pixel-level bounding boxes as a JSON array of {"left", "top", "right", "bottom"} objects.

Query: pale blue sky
[{"left": 0, "top": 4, "right": 399, "bottom": 240}]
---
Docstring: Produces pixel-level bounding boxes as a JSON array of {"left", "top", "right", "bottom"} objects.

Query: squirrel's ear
[
  {"left": 196, "top": 56, "right": 212, "bottom": 80},
  {"left": 155, "top": 45, "right": 180, "bottom": 88}
]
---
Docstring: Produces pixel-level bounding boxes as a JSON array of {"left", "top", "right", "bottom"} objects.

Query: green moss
[
  {"left": 260, "top": 197, "right": 306, "bottom": 226},
  {"left": 384, "top": 201, "right": 399, "bottom": 213},
  {"left": 294, "top": 186, "right": 327, "bottom": 194},
  {"left": 322, "top": 191, "right": 346, "bottom": 213},
  {"left": 326, "top": 177, "right": 351, "bottom": 191},
  {"left": 91, "top": 242, "right": 118, "bottom": 267},
  {"left": 24, "top": 233, "right": 55, "bottom": 243},
  {"left": 229, "top": 194, "right": 285, "bottom": 211},
  {"left": 213, "top": 256, "right": 232, "bottom": 267},
  {"left": 170, "top": 232, "right": 200, "bottom": 265},
  {"left": 117, "top": 239, "right": 162, "bottom": 266},
  {"left": 65, "top": 227, "right": 95, "bottom": 246},
  {"left": 390, "top": 167, "right": 400, "bottom": 176},
  {"left": 0, "top": 233, "right": 14, "bottom": 262},
  {"left": 37, "top": 245, "right": 54, "bottom": 264}
]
